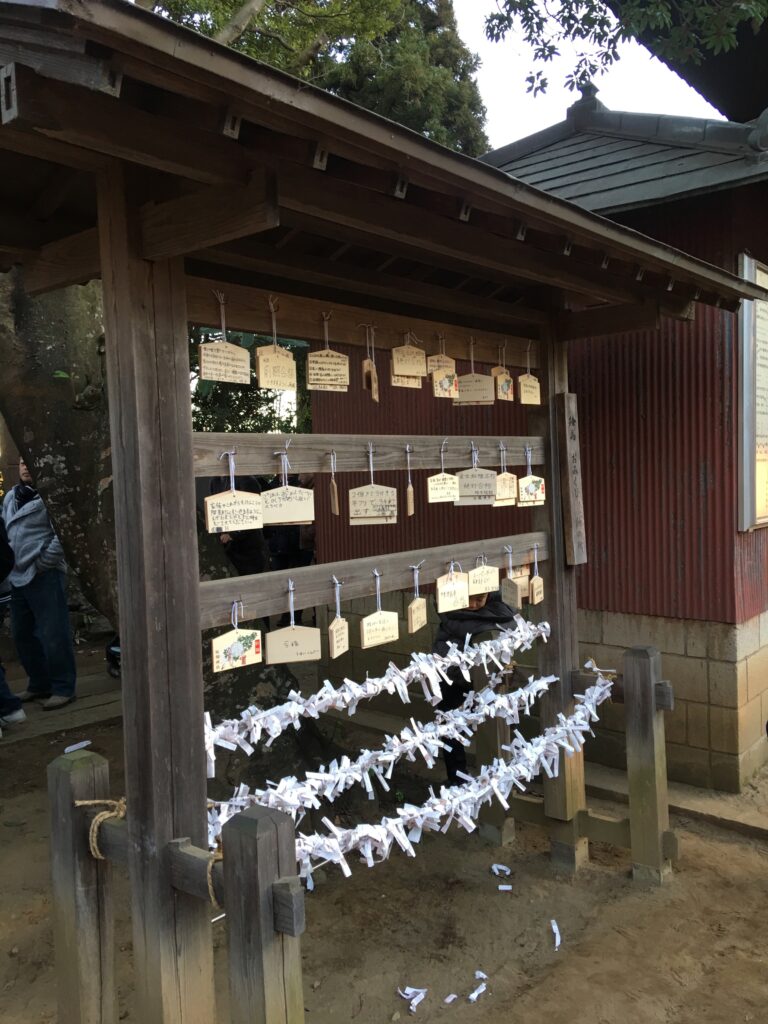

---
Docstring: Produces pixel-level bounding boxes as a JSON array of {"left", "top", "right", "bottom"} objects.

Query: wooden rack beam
[
  {"left": 199, "top": 530, "right": 548, "bottom": 627},
  {"left": 192, "top": 433, "right": 546, "bottom": 478}
]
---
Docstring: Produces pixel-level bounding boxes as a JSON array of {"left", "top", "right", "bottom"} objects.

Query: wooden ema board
[
  {"left": 390, "top": 364, "right": 422, "bottom": 389},
  {"left": 349, "top": 483, "right": 397, "bottom": 525},
  {"left": 454, "top": 468, "right": 497, "bottom": 506},
  {"left": 468, "top": 563, "right": 500, "bottom": 596},
  {"left": 204, "top": 490, "right": 263, "bottom": 533},
  {"left": 211, "top": 628, "right": 262, "bottom": 672},
  {"left": 328, "top": 616, "right": 349, "bottom": 658},
  {"left": 407, "top": 597, "right": 428, "bottom": 633},
  {"left": 529, "top": 574, "right": 544, "bottom": 605},
  {"left": 391, "top": 344, "right": 427, "bottom": 377},
  {"left": 436, "top": 571, "right": 469, "bottom": 613},
  {"left": 518, "top": 373, "right": 541, "bottom": 405},
  {"left": 262, "top": 485, "right": 315, "bottom": 525},
  {"left": 427, "top": 472, "right": 460, "bottom": 503},
  {"left": 496, "top": 372, "right": 515, "bottom": 402},
  {"left": 198, "top": 340, "right": 251, "bottom": 384},
  {"left": 265, "top": 624, "right": 322, "bottom": 664},
  {"left": 454, "top": 372, "right": 495, "bottom": 405},
  {"left": 362, "top": 358, "right": 380, "bottom": 402},
  {"left": 256, "top": 345, "right": 297, "bottom": 391},
  {"left": 360, "top": 610, "right": 399, "bottom": 649},
  {"left": 501, "top": 576, "right": 525, "bottom": 609},
  {"left": 307, "top": 348, "right": 349, "bottom": 392},
  {"left": 518, "top": 474, "right": 546, "bottom": 507},
  {"left": 427, "top": 353, "right": 455, "bottom": 375},
  {"left": 432, "top": 369, "right": 458, "bottom": 398},
  {"left": 494, "top": 472, "right": 518, "bottom": 507}
]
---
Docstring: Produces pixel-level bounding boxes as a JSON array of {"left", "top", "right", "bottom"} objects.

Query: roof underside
[{"left": 0, "top": 0, "right": 765, "bottom": 331}]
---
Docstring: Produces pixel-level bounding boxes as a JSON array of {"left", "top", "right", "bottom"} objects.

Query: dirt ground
[{"left": 1, "top": 721, "right": 767, "bottom": 1024}]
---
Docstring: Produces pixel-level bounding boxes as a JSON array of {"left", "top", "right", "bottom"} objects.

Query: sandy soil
[{"left": 1, "top": 722, "right": 767, "bottom": 1024}]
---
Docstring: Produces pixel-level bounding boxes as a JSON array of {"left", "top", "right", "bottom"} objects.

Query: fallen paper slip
[
  {"left": 398, "top": 986, "right": 428, "bottom": 1013},
  {"left": 64, "top": 740, "right": 92, "bottom": 754},
  {"left": 498, "top": 884, "right": 513, "bottom": 892},
  {"left": 491, "top": 863, "right": 511, "bottom": 877},
  {"left": 475, "top": 970, "right": 487, "bottom": 980},
  {"left": 468, "top": 982, "right": 487, "bottom": 1003},
  {"left": 444, "top": 993, "right": 458, "bottom": 1004},
  {"left": 551, "top": 919, "right": 561, "bottom": 951}
]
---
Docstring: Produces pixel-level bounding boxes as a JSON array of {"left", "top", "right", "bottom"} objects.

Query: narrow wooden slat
[
  {"left": 199, "top": 531, "right": 548, "bottom": 626},
  {"left": 555, "top": 394, "right": 588, "bottom": 566},
  {"left": 192, "top": 433, "right": 545, "bottom": 477},
  {"left": 47, "top": 750, "right": 116, "bottom": 1024},
  {"left": 186, "top": 275, "right": 539, "bottom": 366},
  {"left": 576, "top": 808, "right": 632, "bottom": 847}
]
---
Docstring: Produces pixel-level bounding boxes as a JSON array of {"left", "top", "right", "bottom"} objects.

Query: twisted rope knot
[{"left": 74, "top": 797, "right": 127, "bottom": 861}]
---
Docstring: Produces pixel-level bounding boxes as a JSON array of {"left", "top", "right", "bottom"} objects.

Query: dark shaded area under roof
[{"left": 482, "top": 85, "right": 768, "bottom": 214}]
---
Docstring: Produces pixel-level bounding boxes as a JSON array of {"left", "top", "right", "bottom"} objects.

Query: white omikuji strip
[
  {"left": 204, "top": 615, "right": 551, "bottom": 777},
  {"left": 290, "top": 670, "right": 612, "bottom": 883},
  {"left": 206, "top": 670, "right": 557, "bottom": 844}
]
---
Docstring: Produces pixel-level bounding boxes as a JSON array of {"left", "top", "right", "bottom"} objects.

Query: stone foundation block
[
  {"left": 746, "top": 644, "right": 768, "bottom": 701},
  {"left": 708, "top": 660, "right": 748, "bottom": 708},
  {"left": 602, "top": 611, "right": 686, "bottom": 655},
  {"left": 660, "top": 653, "right": 707, "bottom": 703}
]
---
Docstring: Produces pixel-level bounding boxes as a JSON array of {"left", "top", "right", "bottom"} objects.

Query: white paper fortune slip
[
  {"left": 328, "top": 576, "right": 349, "bottom": 659},
  {"left": 397, "top": 986, "right": 428, "bottom": 1014},
  {"left": 436, "top": 562, "right": 469, "bottom": 613},
  {"left": 468, "top": 558, "right": 500, "bottom": 596},
  {"left": 360, "top": 570, "right": 399, "bottom": 649},
  {"left": 491, "top": 863, "right": 511, "bottom": 876},
  {"left": 551, "top": 919, "right": 561, "bottom": 951},
  {"left": 265, "top": 580, "right": 322, "bottom": 664},
  {"left": 199, "top": 290, "right": 252, "bottom": 384}
]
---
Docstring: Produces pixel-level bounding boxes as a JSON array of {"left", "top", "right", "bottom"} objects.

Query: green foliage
[
  {"left": 486, "top": 1, "right": 768, "bottom": 94},
  {"left": 320, "top": 0, "right": 488, "bottom": 156}
]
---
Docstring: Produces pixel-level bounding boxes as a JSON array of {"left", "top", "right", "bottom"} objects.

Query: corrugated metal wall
[{"left": 315, "top": 184, "right": 768, "bottom": 625}]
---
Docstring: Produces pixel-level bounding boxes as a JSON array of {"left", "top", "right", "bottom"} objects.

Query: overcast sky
[{"left": 451, "top": 0, "right": 725, "bottom": 151}]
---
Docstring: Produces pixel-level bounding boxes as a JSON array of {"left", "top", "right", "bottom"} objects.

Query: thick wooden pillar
[
  {"left": 532, "top": 335, "right": 588, "bottom": 870},
  {"left": 97, "top": 161, "right": 215, "bottom": 1023}
]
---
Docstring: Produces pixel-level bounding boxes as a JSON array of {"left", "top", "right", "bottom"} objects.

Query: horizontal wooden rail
[
  {"left": 192, "top": 433, "right": 546, "bottom": 478},
  {"left": 199, "top": 531, "right": 548, "bottom": 627}
]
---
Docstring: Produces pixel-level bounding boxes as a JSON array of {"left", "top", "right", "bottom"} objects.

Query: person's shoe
[
  {"left": 0, "top": 709, "right": 26, "bottom": 726},
  {"left": 17, "top": 690, "right": 51, "bottom": 703},
  {"left": 40, "top": 695, "right": 75, "bottom": 711}
]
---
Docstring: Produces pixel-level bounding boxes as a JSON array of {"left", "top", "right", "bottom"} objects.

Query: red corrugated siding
[{"left": 313, "top": 348, "right": 533, "bottom": 567}]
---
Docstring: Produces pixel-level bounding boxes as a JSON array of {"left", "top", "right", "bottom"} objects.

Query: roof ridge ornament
[
  {"left": 567, "top": 81, "right": 608, "bottom": 124},
  {"left": 747, "top": 107, "right": 768, "bottom": 152}
]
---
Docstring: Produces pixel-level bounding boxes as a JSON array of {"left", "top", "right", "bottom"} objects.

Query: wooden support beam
[
  {"left": 199, "top": 531, "right": 548, "bottom": 627},
  {"left": 576, "top": 808, "right": 631, "bottom": 848},
  {"left": 186, "top": 275, "right": 538, "bottom": 366},
  {"left": 531, "top": 334, "right": 588, "bottom": 871},
  {"left": 22, "top": 173, "right": 278, "bottom": 293},
  {"left": 624, "top": 646, "right": 673, "bottom": 884},
  {"left": 97, "top": 162, "right": 214, "bottom": 1022},
  {"left": 1, "top": 62, "right": 249, "bottom": 186},
  {"left": 141, "top": 170, "right": 278, "bottom": 261},
  {"left": 555, "top": 299, "right": 695, "bottom": 341},
  {"left": 192, "top": 433, "right": 545, "bottom": 478},
  {"left": 48, "top": 750, "right": 117, "bottom": 1024},
  {"left": 201, "top": 242, "right": 547, "bottom": 335},
  {"left": 223, "top": 807, "right": 305, "bottom": 1024}
]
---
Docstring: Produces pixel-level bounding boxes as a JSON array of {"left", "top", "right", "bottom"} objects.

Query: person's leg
[
  {"left": 25, "top": 570, "right": 77, "bottom": 700},
  {"left": 10, "top": 583, "right": 51, "bottom": 697},
  {"left": 437, "top": 679, "right": 471, "bottom": 784},
  {"left": 0, "top": 660, "right": 23, "bottom": 720}
]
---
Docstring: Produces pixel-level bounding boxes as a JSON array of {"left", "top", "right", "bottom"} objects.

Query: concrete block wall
[{"left": 579, "top": 609, "right": 768, "bottom": 792}]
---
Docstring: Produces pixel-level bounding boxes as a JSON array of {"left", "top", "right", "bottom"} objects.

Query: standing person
[
  {"left": 2, "top": 457, "right": 77, "bottom": 709},
  {"left": 0, "top": 516, "right": 26, "bottom": 732},
  {"left": 433, "top": 590, "right": 516, "bottom": 784}
]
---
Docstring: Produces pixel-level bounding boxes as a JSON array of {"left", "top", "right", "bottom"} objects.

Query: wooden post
[
  {"left": 223, "top": 806, "right": 305, "bottom": 1024},
  {"left": 97, "top": 160, "right": 214, "bottom": 1023},
  {"left": 48, "top": 750, "right": 116, "bottom": 1024},
  {"left": 531, "top": 336, "right": 588, "bottom": 871},
  {"left": 624, "top": 646, "right": 673, "bottom": 884}
]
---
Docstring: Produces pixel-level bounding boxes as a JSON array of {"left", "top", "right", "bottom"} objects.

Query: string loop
[
  {"left": 372, "top": 568, "right": 383, "bottom": 612},
  {"left": 219, "top": 449, "right": 237, "bottom": 492},
  {"left": 410, "top": 560, "right": 424, "bottom": 599}
]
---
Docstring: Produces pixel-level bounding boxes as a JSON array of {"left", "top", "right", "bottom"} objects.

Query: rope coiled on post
[{"left": 73, "top": 798, "right": 127, "bottom": 861}]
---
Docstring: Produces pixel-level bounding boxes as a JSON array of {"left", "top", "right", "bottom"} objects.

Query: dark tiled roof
[{"left": 482, "top": 85, "right": 768, "bottom": 213}]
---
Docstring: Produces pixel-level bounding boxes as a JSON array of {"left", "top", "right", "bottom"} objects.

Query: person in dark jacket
[
  {"left": 2, "top": 457, "right": 76, "bottom": 709},
  {"left": 433, "top": 590, "right": 517, "bottom": 784},
  {"left": 0, "top": 517, "right": 25, "bottom": 731}
]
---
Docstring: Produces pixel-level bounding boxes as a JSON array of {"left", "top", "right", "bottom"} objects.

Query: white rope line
[
  {"left": 206, "top": 671, "right": 557, "bottom": 843},
  {"left": 289, "top": 667, "right": 612, "bottom": 884},
  {"left": 204, "top": 615, "right": 550, "bottom": 776}
]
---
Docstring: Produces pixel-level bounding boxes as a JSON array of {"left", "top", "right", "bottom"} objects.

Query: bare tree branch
[{"left": 215, "top": 0, "right": 269, "bottom": 46}]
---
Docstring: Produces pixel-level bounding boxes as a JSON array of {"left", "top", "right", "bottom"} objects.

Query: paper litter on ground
[
  {"left": 444, "top": 993, "right": 458, "bottom": 1004},
  {"left": 468, "top": 982, "right": 487, "bottom": 1003},
  {"left": 498, "top": 883, "right": 513, "bottom": 891},
  {"left": 398, "top": 986, "right": 428, "bottom": 1013},
  {"left": 551, "top": 919, "right": 561, "bottom": 950},
  {"left": 491, "top": 863, "right": 511, "bottom": 876}
]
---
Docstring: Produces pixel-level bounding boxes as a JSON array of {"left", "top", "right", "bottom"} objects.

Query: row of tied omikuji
[
  {"left": 199, "top": 299, "right": 541, "bottom": 406},
  {"left": 204, "top": 446, "right": 545, "bottom": 534},
  {"left": 212, "top": 556, "right": 543, "bottom": 672}
]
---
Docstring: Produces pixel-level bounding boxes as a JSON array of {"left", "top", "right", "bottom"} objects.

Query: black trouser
[{"left": 437, "top": 675, "right": 471, "bottom": 784}]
